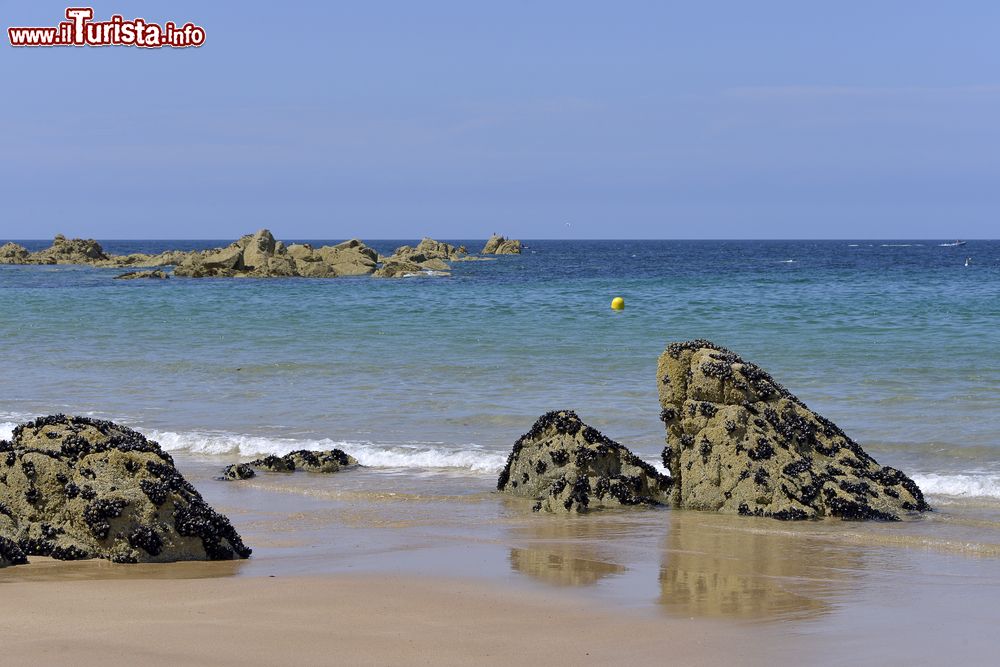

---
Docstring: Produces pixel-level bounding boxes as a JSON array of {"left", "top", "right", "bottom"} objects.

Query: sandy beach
[
  {"left": 2, "top": 573, "right": 745, "bottom": 666},
  {"left": 3, "top": 453, "right": 998, "bottom": 666}
]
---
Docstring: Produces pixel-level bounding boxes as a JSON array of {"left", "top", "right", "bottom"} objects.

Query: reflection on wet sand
[
  {"left": 506, "top": 512, "right": 631, "bottom": 587},
  {"left": 659, "top": 510, "right": 864, "bottom": 621},
  {"left": 0, "top": 556, "right": 246, "bottom": 584}
]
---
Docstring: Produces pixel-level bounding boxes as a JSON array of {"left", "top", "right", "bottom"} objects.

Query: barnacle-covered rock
[
  {"left": 0, "top": 535, "right": 28, "bottom": 567},
  {"left": 498, "top": 411, "right": 672, "bottom": 513},
  {"left": 244, "top": 449, "right": 359, "bottom": 475},
  {"left": 222, "top": 463, "right": 256, "bottom": 481},
  {"left": 0, "top": 415, "right": 251, "bottom": 564},
  {"left": 658, "top": 340, "right": 930, "bottom": 521}
]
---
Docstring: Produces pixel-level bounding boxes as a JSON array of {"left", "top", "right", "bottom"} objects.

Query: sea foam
[
  {"left": 911, "top": 473, "right": 1000, "bottom": 500},
  {"left": 5, "top": 419, "right": 999, "bottom": 498},
  {"left": 147, "top": 429, "right": 507, "bottom": 473}
]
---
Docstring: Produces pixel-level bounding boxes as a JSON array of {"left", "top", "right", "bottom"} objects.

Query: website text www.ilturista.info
[{"left": 8, "top": 7, "right": 205, "bottom": 48}]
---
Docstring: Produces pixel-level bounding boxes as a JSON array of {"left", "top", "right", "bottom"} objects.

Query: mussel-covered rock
[
  {"left": 0, "top": 415, "right": 252, "bottom": 564},
  {"left": 498, "top": 410, "right": 672, "bottom": 513},
  {"left": 658, "top": 340, "right": 930, "bottom": 521},
  {"left": 221, "top": 464, "right": 256, "bottom": 481},
  {"left": 243, "top": 449, "right": 359, "bottom": 475},
  {"left": 0, "top": 536, "right": 28, "bottom": 568}
]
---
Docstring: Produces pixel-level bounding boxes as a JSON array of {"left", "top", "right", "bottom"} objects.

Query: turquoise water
[{"left": 1, "top": 240, "right": 998, "bottom": 499}]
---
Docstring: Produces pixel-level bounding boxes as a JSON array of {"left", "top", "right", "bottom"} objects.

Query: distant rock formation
[
  {"left": 33, "top": 234, "right": 109, "bottom": 263},
  {"left": 482, "top": 234, "right": 522, "bottom": 255},
  {"left": 0, "top": 415, "right": 252, "bottom": 564},
  {"left": 0, "top": 236, "right": 186, "bottom": 268},
  {"left": 172, "top": 230, "right": 382, "bottom": 278},
  {"left": 114, "top": 270, "right": 169, "bottom": 280},
  {"left": 498, "top": 411, "right": 672, "bottom": 513},
  {"left": 0, "top": 242, "right": 30, "bottom": 264},
  {"left": 658, "top": 340, "right": 929, "bottom": 520},
  {"left": 1, "top": 231, "right": 522, "bottom": 278},
  {"left": 372, "top": 237, "right": 465, "bottom": 278},
  {"left": 230, "top": 449, "right": 359, "bottom": 476}
]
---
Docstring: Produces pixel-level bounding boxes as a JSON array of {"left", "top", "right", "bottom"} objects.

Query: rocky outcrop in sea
[
  {"left": 1, "top": 231, "right": 512, "bottom": 278},
  {"left": 172, "top": 230, "right": 380, "bottom": 278},
  {"left": 0, "top": 415, "right": 252, "bottom": 565},
  {"left": 481, "top": 234, "right": 522, "bottom": 255},
  {"left": 373, "top": 237, "right": 468, "bottom": 277},
  {"left": 658, "top": 340, "right": 930, "bottom": 520},
  {"left": 498, "top": 410, "right": 672, "bottom": 513},
  {"left": 0, "top": 235, "right": 184, "bottom": 268}
]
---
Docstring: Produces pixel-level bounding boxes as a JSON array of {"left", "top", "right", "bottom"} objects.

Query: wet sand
[
  {"left": 1, "top": 574, "right": 758, "bottom": 666},
  {"left": 3, "top": 456, "right": 999, "bottom": 665}
]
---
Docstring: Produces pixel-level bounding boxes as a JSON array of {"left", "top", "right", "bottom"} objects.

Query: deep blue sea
[{"left": 1, "top": 239, "right": 998, "bottom": 501}]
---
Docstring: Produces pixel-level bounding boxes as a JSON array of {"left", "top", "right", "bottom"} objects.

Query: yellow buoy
[{"left": 611, "top": 297, "right": 624, "bottom": 311}]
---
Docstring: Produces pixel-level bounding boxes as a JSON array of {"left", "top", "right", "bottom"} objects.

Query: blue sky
[{"left": 2, "top": 1, "right": 998, "bottom": 239}]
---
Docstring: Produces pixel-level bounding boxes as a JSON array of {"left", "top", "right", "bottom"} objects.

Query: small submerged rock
[
  {"left": 0, "top": 415, "right": 252, "bottom": 564},
  {"left": 498, "top": 410, "right": 672, "bottom": 513},
  {"left": 225, "top": 449, "right": 359, "bottom": 478},
  {"left": 658, "top": 340, "right": 930, "bottom": 521},
  {"left": 114, "top": 270, "right": 169, "bottom": 280}
]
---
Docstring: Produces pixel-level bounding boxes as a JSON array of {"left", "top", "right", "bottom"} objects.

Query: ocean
[
  {"left": 3, "top": 238, "right": 1000, "bottom": 659},
  {"left": 2, "top": 239, "right": 997, "bottom": 497}
]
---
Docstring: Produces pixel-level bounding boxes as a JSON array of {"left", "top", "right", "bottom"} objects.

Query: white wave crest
[
  {"left": 0, "top": 421, "right": 15, "bottom": 441},
  {"left": 912, "top": 473, "right": 1000, "bottom": 499},
  {"left": 147, "top": 429, "right": 506, "bottom": 473}
]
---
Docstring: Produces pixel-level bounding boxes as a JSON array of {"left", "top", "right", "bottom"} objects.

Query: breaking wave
[
  {"left": 147, "top": 429, "right": 507, "bottom": 474},
  {"left": 4, "top": 419, "right": 998, "bottom": 497},
  {"left": 911, "top": 473, "right": 1000, "bottom": 500}
]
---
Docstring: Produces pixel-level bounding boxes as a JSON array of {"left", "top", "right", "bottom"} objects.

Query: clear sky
[{"left": 2, "top": 1, "right": 998, "bottom": 239}]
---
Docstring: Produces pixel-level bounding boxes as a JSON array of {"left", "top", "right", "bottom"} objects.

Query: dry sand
[{"left": 0, "top": 572, "right": 776, "bottom": 666}]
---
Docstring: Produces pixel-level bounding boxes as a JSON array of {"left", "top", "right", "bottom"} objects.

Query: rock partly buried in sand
[
  {"left": 481, "top": 234, "right": 522, "bottom": 255},
  {"left": 0, "top": 415, "right": 252, "bottom": 563},
  {"left": 114, "top": 270, "right": 170, "bottom": 280},
  {"left": 658, "top": 340, "right": 930, "bottom": 521},
  {"left": 0, "top": 536, "right": 28, "bottom": 568},
  {"left": 244, "top": 449, "right": 358, "bottom": 474},
  {"left": 221, "top": 464, "right": 256, "bottom": 481},
  {"left": 498, "top": 411, "right": 672, "bottom": 513}
]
